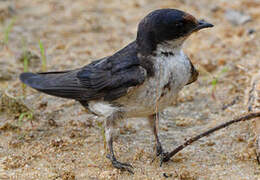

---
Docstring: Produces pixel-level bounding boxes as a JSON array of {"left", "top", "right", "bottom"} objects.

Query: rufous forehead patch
[{"left": 183, "top": 13, "right": 197, "bottom": 24}]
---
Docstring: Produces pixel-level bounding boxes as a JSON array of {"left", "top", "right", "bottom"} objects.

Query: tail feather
[{"left": 19, "top": 71, "right": 87, "bottom": 100}]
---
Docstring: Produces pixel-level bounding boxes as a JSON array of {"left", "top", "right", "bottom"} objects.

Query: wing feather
[{"left": 20, "top": 41, "right": 147, "bottom": 102}]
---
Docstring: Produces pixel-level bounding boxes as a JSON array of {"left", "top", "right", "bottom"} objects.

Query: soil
[{"left": 0, "top": 0, "right": 260, "bottom": 179}]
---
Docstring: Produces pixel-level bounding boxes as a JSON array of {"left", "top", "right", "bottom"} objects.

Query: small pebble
[
  {"left": 225, "top": 10, "right": 251, "bottom": 25},
  {"left": 163, "top": 172, "right": 172, "bottom": 178}
]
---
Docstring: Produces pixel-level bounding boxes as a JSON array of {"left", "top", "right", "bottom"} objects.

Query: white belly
[{"left": 117, "top": 50, "right": 192, "bottom": 117}]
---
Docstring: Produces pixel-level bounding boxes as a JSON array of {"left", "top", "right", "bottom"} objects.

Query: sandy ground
[{"left": 0, "top": 0, "right": 260, "bottom": 179}]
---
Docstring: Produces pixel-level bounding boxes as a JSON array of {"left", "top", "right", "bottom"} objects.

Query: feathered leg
[{"left": 105, "top": 112, "right": 134, "bottom": 174}]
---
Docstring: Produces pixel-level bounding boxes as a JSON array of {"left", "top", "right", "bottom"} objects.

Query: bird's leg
[
  {"left": 105, "top": 112, "right": 134, "bottom": 174},
  {"left": 148, "top": 114, "right": 169, "bottom": 164},
  {"left": 148, "top": 114, "right": 163, "bottom": 156}
]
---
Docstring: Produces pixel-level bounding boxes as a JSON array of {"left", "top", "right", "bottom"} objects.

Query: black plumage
[{"left": 20, "top": 41, "right": 146, "bottom": 102}]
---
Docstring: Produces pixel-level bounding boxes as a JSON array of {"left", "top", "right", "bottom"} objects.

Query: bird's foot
[
  {"left": 159, "top": 151, "right": 170, "bottom": 167},
  {"left": 151, "top": 144, "right": 170, "bottom": 166},
  {"left": 156, "top": 145, "right": 171, "bottom": 166},
  {"left": 106, "top": 154, "right": 134, "bottom": 174}
]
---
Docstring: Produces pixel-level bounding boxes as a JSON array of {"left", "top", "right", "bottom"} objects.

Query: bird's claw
[
  {"left": 112, "top": 160, "right": 134, "bottom": 174},
  {"left": 152, "top": 145, "right": 171, "bottom": 166},
  {"left": 106, "top": 154, "right": 134, "bottom": 174},
  {"left": 159, "top": 151, "right": 170, "bottom": 167}
]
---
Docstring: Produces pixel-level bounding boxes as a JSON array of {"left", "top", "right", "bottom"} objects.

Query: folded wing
[{"left": 20, "top": 41, "right": 146, "bottom": 102}]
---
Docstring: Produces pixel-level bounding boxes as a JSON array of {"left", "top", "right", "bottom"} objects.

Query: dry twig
[{"left": 162, "top": 112, "right": 260, "bottom": 164}]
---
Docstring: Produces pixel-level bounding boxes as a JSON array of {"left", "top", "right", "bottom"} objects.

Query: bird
[{"left": 20, "top": 8, "right": 213, "bottom": 173}]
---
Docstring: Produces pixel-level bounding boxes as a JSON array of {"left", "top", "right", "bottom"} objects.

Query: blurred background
[{"left": 0, "top": 0, "right": 259, "bottom": 179}]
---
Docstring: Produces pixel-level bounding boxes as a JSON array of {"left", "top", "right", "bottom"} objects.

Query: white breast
[
  {"left": 119, "top": 44, "right": 192, "bottom": 117},
  {"left": 89, "top": 41, "right": 192, "bottom": 118}
]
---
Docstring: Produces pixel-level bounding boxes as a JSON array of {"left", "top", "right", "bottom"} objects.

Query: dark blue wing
[{"left": 20, "top": 41, "right": 146, "bottom": 102}]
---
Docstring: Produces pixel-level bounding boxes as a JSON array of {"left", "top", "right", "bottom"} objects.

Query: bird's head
[{"left": 136, "top": 9, "right": 213, "bottom": 56}]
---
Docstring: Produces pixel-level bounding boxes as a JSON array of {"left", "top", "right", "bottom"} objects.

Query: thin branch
[{"left": 161, "top": 112, "right": 260, "bottom": 164}]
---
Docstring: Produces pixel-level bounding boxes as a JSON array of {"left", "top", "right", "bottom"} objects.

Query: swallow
[{"left": 20, "top": 9, "right": 213, "bottom": 173}]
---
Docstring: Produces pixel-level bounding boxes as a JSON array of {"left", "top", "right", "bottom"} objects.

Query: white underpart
[
  {"left": 157, "top": 37, "right": 187, "bottom": 52},
  {"left": 88, "top": 101, "right": 119, "bottom": 118},
  {"left": 118, "top": 39, "right": 192, "bottom": 117},
  {"left": 88, "top": 38, "right": 192, "bottom": 119}
]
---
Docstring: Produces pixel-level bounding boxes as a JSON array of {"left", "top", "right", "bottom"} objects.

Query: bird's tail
[{"left": 20, "top": 70, "right": 85, "bottom": 100}]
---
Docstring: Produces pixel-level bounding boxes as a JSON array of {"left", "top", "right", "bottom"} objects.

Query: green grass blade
[
  {"left": 3, "top": 17, "right": 16, "bottom": 45},
  {"left": 21, "top": 37, "right": 28, "bottom": 96},
  {"left": 39, "top": 40, "right": 47, "bottom": 71}
]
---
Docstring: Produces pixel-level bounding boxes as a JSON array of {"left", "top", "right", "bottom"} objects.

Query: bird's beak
[{"left": 193, "top": 20, "right": 214, "bottom": 31}]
